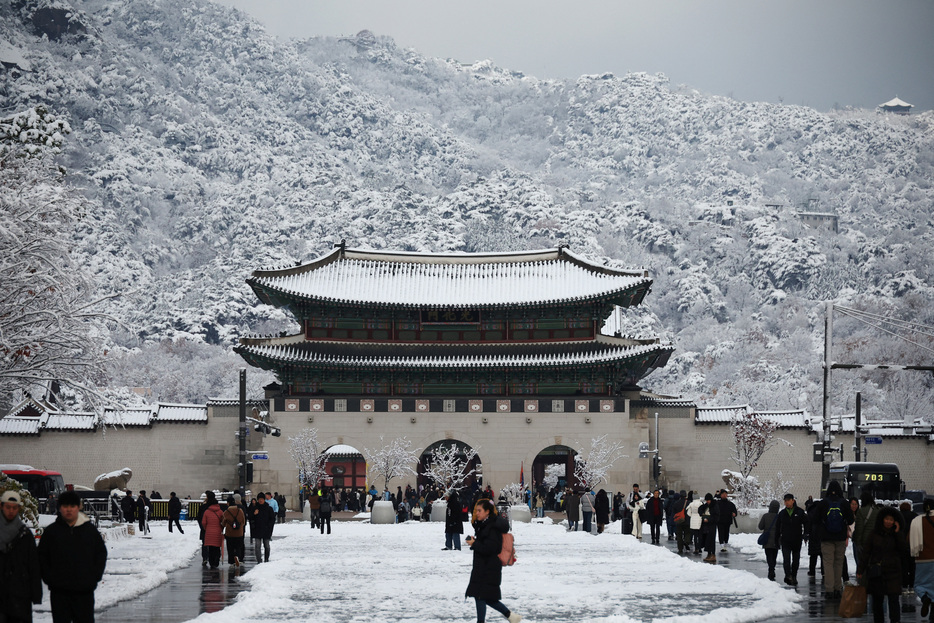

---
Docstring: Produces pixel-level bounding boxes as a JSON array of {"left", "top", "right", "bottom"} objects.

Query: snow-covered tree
[
  {"left": 574, "top": 435, "right": 625, "bottom": 489},
  {"left": 726, "top": 412, "right": 791, "bottom": 507},
  {"left": 499, "top": 482, "right": 528, "bottom": 506},
  {"left": 0, "top": 110, "right": 115, "bottom": 412},
  {"left": 365, "top": 436, "right": 420, "bottom": 491},
  {"left": 288, "top": 428, "right": 328, "bottom": 490},
  {"left": 422, "top": 442, "right": 479, "bottom": 497},
  {"left": 0, "top": 473, "right": 40, "bottom": 529},
  {"left": 543, "top": 463, "right": 566, "bottom": 490}
]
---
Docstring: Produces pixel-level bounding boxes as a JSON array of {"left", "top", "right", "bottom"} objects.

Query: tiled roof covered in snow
[
  {"left": 248, "top": 246, "right": 651, "bottom": 309},
  {"left": 814, "top": 414, "right": 933, "bottom": 439},
  {"left": 44, "top": 414, "right": 96, "bottom": 431},
  {"left": 154, "top": 403, "right": 207, "bottom": 422},
  {"left": 0, "top": 417, "right": 41, "bottom": 435},
  {"left": 695, "top": 405, "right": 810, "bottom": 429},
  {"left": 239, "top": 339, "right": 669, "bottom": 369},
  {"left": 101, "top": 408, "right": 154, "bottom": 427}
]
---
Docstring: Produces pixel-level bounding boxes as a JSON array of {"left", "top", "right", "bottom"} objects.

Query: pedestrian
[
  {"left": 0, "top": 490, "right": 43, "bottom": 622},
  {"left": 167, "top": 492, "right": 184, "bottom": 534},
  {"left": 672, "top": 490, "right": 691, "bottom": 554},
  {"left": 814, "top": 480, "right": 855, "bottom": 599},
  {"left": 564, "top": 489, "right": 580, "bottom": 532},
  {"left": 246, "top": 496, "right": 257, "bottom": 541},
  {"left": 717, "top": 490, "right": 737, "bottom": 551},
  {"left": 197, "top": 491, "right": 215, "bottom": 566},
  {"left": 594, "top": 489, "right": 610, "bottom": 534},
  {"left": 854, "top": 490, "right": 881, "bottom": 565},
  {"left": 580, "top": 488, "right": 595, "bottom": 533},
  {"left": 645, "top": 489, "right": 664, "bottom": 544},
  {"left": 664, "top": 490, "right": 676, "bottom": 541},
  {"left": 120, "top": 490, "right": 135, "bottom": 525},
  {"left": 307, "top": 489, "right": 321, "bottom": 529},
  {"left": 319, "top": 489, "right": 333, "bottom": 534},
  {"left": 899, "top": 501, "right": 917, "bottom": 597},
  {"left": 465, "top": 499, "right": 522, "bottom": 623},
  {"left": 759, "top": 499, "right": 781, "bottom": 581},
  {"left": 909, "top": 497, "right": 934, "bottom": 620},
  {"left": 222, "top": 495, "right": 245, "bottom": 567},
  {"left": 624, "top": 484, "right": 642, "bottom": 535},
  {"left": 136, "top": 490, "right": 151, "bottom": 535},
  {"left": 252, "top": 493, "right": 276, "bottom": 562},
  {"left": 37, "top": 490, "right": 107, "bottom": 623},
  {"left": 806, "top": 500, "right": 823, "bottom": 578},
  {"left": 858, "top": 506, "right": 908, "bottom": 623},
  {"left": 265, "top": 491, "right": 279, "bottom": 517},
  {"left": 687, "top": 491, "right": 704, "bottom": 554},
  {"left": 445, "top": 491, "right": 465, "bottom": 550},
  {"left": 699, "top": 493, "right": 720, "bottom": 563},
  {"left": 775, "top": 493, "right": 808, "bottom": 586},
  {"left": 200, "top": 493, "right": 224, "bottom": 569},
  {"left": 630, "top": 493, "right": 647, "bottom": 540},
  {"left": 532, "top": 492, "right": 544, "bottom": 519}
]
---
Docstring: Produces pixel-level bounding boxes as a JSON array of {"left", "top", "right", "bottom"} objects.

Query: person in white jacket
[
  {"left": 630, "top": 496, "right": 646, "bottom": 540},
  {"left": 686, "top": 492, "right": 704, "bottom": 555}
]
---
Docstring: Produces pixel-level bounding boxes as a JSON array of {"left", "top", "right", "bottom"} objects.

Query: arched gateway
[{"left": 235, "top": 244, "right": 674, "bottom": 499}]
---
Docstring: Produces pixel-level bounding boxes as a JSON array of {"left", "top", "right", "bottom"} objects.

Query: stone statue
[{"left": 94, "top": 467, "right": 133, "bottom": 491}]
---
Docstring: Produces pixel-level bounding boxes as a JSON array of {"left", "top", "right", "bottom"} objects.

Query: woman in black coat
[
  {"left": 444, "top": 491, "right": 465, "bottom": 550},
  {"left": 857, "top": 506, "right": 909, "bottom": 623},
  {"left": 465, "top": 499, "right": 521, "bottom": 623}
]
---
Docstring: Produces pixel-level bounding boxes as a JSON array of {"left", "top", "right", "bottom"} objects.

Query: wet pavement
[
  {"left": 95, "top": 540, "right": 265, "bottom": 623},
  {"left": 94, "top": 514, "right": 929, "bottom": 622}
]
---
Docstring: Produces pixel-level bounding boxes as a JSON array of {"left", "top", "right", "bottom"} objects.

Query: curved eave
[
  {"left": 246, "top": 278, "right": 652, "bottom": 311},
  {"left": 234, "top": 342, "right": 674, "bottom": 373}
]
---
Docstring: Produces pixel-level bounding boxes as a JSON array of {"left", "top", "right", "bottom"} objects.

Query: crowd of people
[{"left": 756, "top": 481, "right": 934, "bottom": 623}]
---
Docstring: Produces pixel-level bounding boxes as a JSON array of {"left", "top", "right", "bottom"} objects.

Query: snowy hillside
[{"left": 2, "top": 0, "right": 932, "bottom": 417}]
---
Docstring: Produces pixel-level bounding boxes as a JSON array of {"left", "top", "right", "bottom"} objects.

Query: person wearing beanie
[
  {"left": 775, "top": 493, "right": 808, "bottom": 586},
  {"left": 1, "top": 489, "right": 43, "bottom": 621},
  {"left": 38, "top": 490, "right": 108, "bottom": 622},
  {"left": 815, "top": 480, "right": 855, "bottom": 599}
]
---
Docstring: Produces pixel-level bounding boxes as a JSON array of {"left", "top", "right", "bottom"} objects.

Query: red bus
[{"left": 1, "top": 465, "right": 66, "bottom": 512}]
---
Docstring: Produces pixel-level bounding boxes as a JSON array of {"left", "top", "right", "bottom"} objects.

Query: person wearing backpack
[
  {"left": 854, "top": 490, "right": 881, "bottom": 569},
  {"left": 815, "top": 480, "right": 855, "bottom": 599},
  {"left": 223, "top": 495, "right": 246, "bottom": 567},
  {"left": 465, "top": 499, "right": 522, "bottom": 623}
]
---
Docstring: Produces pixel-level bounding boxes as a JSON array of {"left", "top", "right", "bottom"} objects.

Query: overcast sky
[{"left": 216, "top": 0, "right": 934, "bottom": 113}]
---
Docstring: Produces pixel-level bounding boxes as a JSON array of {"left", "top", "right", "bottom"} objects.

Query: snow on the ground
[
  {"left": 186, "top": 519, "right": 802, "bottom": 623},
  {"left": 33, "top": 522, "right": 201, "bottom": 622}
]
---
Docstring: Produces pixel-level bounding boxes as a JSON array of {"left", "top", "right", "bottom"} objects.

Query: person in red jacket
[{"left": 200, "top": 494, "right": 225, "bottom": 569}]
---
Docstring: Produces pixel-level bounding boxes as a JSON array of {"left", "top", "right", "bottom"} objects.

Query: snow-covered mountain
[{"left": 2, "top": 0, "right": 932, "bottom": 417}]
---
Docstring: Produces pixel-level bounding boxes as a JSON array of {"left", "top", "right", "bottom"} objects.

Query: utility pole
[
  {"left": 238, "top": 368, "right": 247, "bottom": 493},
  {"left": 854, "top": 392, "right": 861, "bottom": 462},
  {"left": 821, "top": 302, "right": 833, "bottom": 491}
]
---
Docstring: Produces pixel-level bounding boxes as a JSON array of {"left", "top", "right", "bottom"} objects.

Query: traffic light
[
  {"left": 239, "top": 462, "right": 254, "bottom": 484},
  {"left": 651, "top": 455, "right": 661, "bottom": 480}
]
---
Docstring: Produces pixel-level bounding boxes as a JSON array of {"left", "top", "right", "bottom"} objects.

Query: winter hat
[
  {"left": 233, "top": 494, "right": 242, "bottom": 504},
  {"left": 826, "top": 480, "right": 843, "bottom": 496},
  {"left": 783, "top": 493, "right": 795, "bottom": 501},
  {"left": 1, "top": 490, "right": 22, "bottom": 505},
  {"left": 58, "top": 490, "right": 82, "bottom": 507}
]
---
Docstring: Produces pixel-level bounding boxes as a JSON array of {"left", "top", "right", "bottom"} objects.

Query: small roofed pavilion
[
  {"left": 236, "top": 244, "right": 673, "bottom": 398},
  {"left": 879, "top": 96, "right": 913, "bottom": 115}
]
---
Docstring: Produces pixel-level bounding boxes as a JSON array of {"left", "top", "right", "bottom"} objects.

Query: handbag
[
  {"left": 758, "top": 512, "right": 779, "bottom": 546},
  {"left": 838, "top": 584, "right": 867, "bottom": 618}
]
